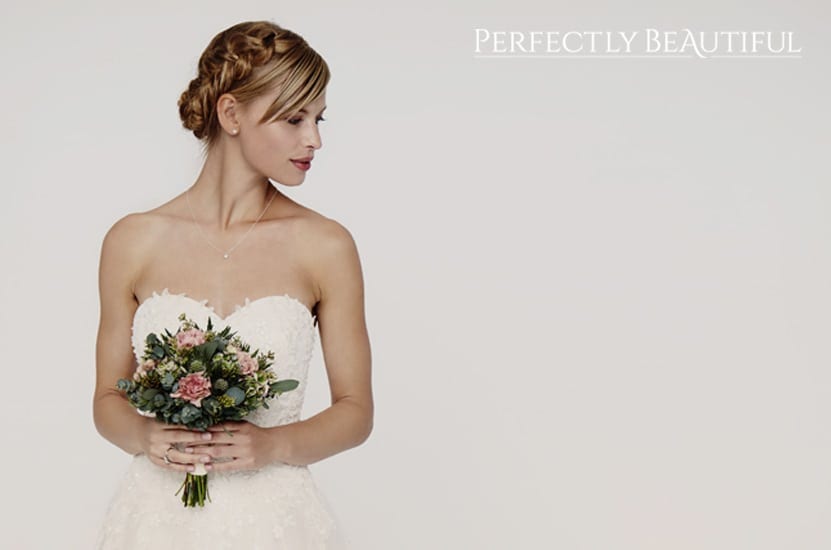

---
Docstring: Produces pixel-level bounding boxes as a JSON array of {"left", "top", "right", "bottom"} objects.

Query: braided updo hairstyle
[{"left": 178, "top": 21, "right": 330, "bottom": 153}]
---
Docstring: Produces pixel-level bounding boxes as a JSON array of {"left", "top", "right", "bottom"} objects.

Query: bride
[{"left": 92, "top": 20, "right": 373, "bottom": 549}]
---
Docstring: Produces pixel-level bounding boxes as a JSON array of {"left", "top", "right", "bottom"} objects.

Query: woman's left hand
[{"left": 186, "top": 421, "right": 286, "bottom": 472}]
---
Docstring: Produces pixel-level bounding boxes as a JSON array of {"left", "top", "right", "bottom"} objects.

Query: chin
[{"left": 270, "top": 176, "right": 305, "bottom": 187}]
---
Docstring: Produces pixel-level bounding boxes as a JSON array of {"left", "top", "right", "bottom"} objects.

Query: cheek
[
  {"left": 262, "top": 129, "right": 292, "bottom": 153},
  {"left": 239, "top": 127, "right": 296, "bottom": 174},
  {"left": 245, "top": 133, "right": 285, "bottom": 162}
]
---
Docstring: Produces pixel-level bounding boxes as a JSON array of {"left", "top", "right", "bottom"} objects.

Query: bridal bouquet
[{"left": 116, "top": 312, "right": 299, "bottom": 507}]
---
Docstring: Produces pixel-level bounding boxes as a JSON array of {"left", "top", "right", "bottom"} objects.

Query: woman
[{"left": 93, "top": 20, "right": 372, "bottom": 549}]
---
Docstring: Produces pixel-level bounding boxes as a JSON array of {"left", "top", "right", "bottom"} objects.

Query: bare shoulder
[
  {"left": 303, "top": 212, "right": 357, "bottom": 250},
  {"left": 100, "top": 212, "right": 146, "bottom": 280},
  {"left": 100, "top": 207, "right": 177, "bottom": 296},
  {"left": 294, "top": 208, "right": 360, "bottom": 261},
  {"left": 290, "top": 207, "right": 364, "bottom": 303},
  {"left": 102, "top": 210, "right": 160, "bottom": 245}
]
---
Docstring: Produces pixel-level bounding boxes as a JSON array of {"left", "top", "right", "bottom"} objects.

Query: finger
[
  {"left": 168, "top": 446, "right": 213, "bottom": 465},
  {"left": 207, "top": 422, "right": 244, "bottom": 432},
  {"left": 165, "top": 431, "right": 215, "bottom": 445},
  {"left": 150, "top": 428, "right": 213, "bottom": 448},
  {"left": 197, "top": 443, "right": 235, "bottom": 459},
  {"left": 205, "top": 430, "right": 248, "bottom": 445},
  {"left": 184, "top": 443, "right": 221, "bottom": 452},
  {"left": 155, "top": 442, "right": 208, "bottom": 465},
  {"left": 160, "top": 425, "right": 214, "bottom": 436},
  {"left": 147, "top": 453, "right": 198, "bottom": 473},
  {"left": 161, "top": 424, "right": 201, "bottom": 431},
  {"left": 204, "top": 458, "right": 243, "bottom": 473}
]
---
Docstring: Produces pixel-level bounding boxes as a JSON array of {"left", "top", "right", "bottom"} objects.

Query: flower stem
[{"left": 174, "top": 473, "right": 210, "bottom": 507}]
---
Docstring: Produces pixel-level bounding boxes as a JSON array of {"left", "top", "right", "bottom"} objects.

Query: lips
[{"left": 291, "top": 158, "right": 312, "bottom": 171}]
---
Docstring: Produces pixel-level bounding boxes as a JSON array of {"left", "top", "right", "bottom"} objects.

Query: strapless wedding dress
[{"left": 95, "top": 288, "right": 349, "bottom": 549}]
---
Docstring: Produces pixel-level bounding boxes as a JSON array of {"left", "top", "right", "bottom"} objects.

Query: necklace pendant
[{"left": 187, "top": 186, "right": 278, "bottom": 263}]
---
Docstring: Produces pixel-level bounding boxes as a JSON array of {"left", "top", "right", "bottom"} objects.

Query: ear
[{"left": 216, "top": 93, "right": 241, "bottom": 134}]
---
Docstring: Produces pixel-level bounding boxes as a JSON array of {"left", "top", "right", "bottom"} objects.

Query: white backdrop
[{"left": 1, "top": 2, "right": 829, "bottom": 549}]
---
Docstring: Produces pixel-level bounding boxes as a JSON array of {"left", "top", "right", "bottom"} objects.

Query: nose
[{"left": 305, "top": 121, "right": 322, "bottom": 151}]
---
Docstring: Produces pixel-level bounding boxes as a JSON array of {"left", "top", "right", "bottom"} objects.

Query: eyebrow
[{"left": 299, "top": 106, "right": 327, "bottom": 115}]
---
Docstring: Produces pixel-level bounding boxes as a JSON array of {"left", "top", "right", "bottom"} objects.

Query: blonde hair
[{"left": 178, "top": 20, "right": 330, "bottom": 154}]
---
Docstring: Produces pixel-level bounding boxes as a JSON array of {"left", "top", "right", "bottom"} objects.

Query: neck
[{"left": 189, "top": 146, "right": 279, "bottom": 231}]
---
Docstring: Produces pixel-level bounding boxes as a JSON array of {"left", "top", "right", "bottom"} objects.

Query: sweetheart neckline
[{"left": 135, "top": 287, "right": 314, "bottom": 324}]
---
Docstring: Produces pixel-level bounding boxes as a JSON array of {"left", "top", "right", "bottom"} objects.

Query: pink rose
[
  {"left": 177, "top": 328, "right": 206, "bottom": 349},
  {"left": 133, "top": 358, "right": 157, "bottom": 380},
  {"left": 236, "top": 350, "right": 259, "bottom": 376},
  {"left": 170, "top": 372, "right": 212, "bottom": 407}
]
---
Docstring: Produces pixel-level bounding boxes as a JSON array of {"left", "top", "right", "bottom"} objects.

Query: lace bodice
[{"left": 131, "top": 287, "right": 318, "bottom": 427}]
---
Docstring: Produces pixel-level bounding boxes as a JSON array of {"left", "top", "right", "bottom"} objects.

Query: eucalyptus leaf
[
  {"left": 225, "top": 386, "right": 245, "bottom": 405},
  {"left": 202, "top": 397, "right": 220, "bottom": 416},
  {"left": 161, "top": 372, "right": 175, "bottom": 390},
  {"left": 180, "top": 404, "right": 202, "bottom": 424},
  {"left": 151, "top": 345, "right": 165, "bottom": 359},
  {"left": 270, "top": 379, "right": 300, "bottom": 394},
  {"left": 142, "top": 388, "right": 159, "bottom": 401}
]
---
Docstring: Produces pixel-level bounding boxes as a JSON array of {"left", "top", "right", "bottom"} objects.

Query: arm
[
  {"left": 273, "top": 218, "right": 374, "bottom": 465},
  {"left": 203, "top": 218, "right": 375, "bottom": 468},
  {"left": 92, "top": 215, "right": 212, "bottom": 467},
  {"left": 92, "top": 214, "right": 149, "bottom": 455}
]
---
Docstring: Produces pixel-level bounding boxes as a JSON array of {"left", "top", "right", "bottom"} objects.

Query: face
[{"left": 233, "top": 89, "right": 327, "bottom": 186}]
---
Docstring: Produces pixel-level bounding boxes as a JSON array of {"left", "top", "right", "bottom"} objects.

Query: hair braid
[{"left": 177, "top": 21, "right": 329, "bottom": 154}]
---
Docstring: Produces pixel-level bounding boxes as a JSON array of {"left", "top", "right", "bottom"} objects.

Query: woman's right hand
[{"left": 137, "top": 417, "right": 214, "bottom": 473}]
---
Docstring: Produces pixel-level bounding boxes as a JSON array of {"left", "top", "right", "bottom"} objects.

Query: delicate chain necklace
[{"left": 185, "top": 185, "right": 278, "bottom": 260}]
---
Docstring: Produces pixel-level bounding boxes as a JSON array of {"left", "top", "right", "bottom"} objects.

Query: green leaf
[
  {"left": 141, "top": 388, "right": 159, "bottom": 401},
  {"left": 270, "top": 379, "right": 300, "bottom": 394},
  {"left": 180, "top": 404, "right": 202, "bottom": 424},
  {"left": 225, "top": 386, "right": 245, "bottom": 405},
  {"left": 161, "top": 372, "right": 175, "bottom": 390},
  {"left": 202, "top": 339, "right": 220, "bottom": 359},
  {"left": 202, "top": 397, "right": 220, "bottom": 416},
  {"left": 190, "top": 359, "right": 205, "bottom": 372}
]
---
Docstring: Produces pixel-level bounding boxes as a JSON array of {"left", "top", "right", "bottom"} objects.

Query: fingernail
[
  {"left": 187, "top": 466, "right": 194, "bottom": 472},
  {"left": 202, "top": 433, "right": 212, "bottom": 440},
  {"left": 184, "top": 447, "right": 194, "bottom": 453},
  {"left": 205, "top": 464, "right": 212, "bottom": 471},
  {"left": 201, "top": 456, "right": 211, "bottom": 463}
]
